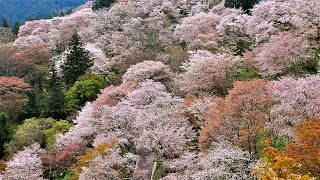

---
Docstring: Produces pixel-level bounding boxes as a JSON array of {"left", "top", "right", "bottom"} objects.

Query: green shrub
[
  {"left": 232, "top": 66, "right": 260, "bottom": 81},
  {"left": 64, "top": 74, "right": 107, "bottom": 113},
  {"left": 5, "top": 118, "right": 55, "bottom": 156},
  {"left": 44, "top": 120, "right": 73, "bottom": 150}
]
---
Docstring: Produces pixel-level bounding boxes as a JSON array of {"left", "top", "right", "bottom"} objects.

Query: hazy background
[{"left": 0, "top": 0, "right": 88, "bottom": 27}]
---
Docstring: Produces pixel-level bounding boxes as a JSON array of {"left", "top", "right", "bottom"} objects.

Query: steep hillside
[{"left": 0, "top": 0, "right": 319, "bottom": 179}]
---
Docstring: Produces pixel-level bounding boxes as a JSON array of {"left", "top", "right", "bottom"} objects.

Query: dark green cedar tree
[
  {"left": 12, "top": 21, "right": 21, "bottom": 35},
  {"left": 62, "top": 33, "right": 93, "bottom": 87},
  {"left": 224, "top": 0, "right": 260, "bottom": 14},
  {"left": 41, "top": 66, "right": 66, "bottom": 119},
  {"left": 0, "top": 112, "right": 11, "bottom": 158},
  {"left": 1, "top": 17, "right": 10, "bottom": 28},
  {"left": 92, "top": 0, "right": 116, "bottom": 11}
]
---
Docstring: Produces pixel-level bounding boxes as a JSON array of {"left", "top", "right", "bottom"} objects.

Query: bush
[
  {"left": 44, "top": 120, "right": 73, "bottom": 150},
  {"left": 4, "top": 118, "right": 55, "bottom": 156},
  {"left": 64, "top": 74, "right": 107, "bottom": 113},
  {"left": 232, "top": 66, "right": 260, "bottom": 81}
]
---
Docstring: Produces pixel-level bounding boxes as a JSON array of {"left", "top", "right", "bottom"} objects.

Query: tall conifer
[{"left": 62, "top": 33, "right": 93, "bottom": 87}]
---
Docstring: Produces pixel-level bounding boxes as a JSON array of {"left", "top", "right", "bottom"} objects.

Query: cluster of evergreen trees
[
  {"left": 92, "top": 0, "right": 116, "bottom": 10},
  {"left": 0, "top": 33, "right": 96, "bottom": 158},
  {"left": 1, "top": 17, "right": 20, "bottom": 35},
  {"left": 41, "top": 33, "right": 94, "bottom": 119},
  {"left": 224, "top": 0, "right": 261, "bottom": 13}
]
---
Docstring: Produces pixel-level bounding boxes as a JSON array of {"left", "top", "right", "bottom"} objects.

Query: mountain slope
[{"left": 0, "top": 0, "right": 88, "bottom": 27}]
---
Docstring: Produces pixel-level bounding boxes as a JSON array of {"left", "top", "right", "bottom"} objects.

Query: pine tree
[
  {"left": 48, "top": 66, "right": 66, "bottom": 119},
  {"left": 92, "top": 0, "right": 116, "bottom": 11},
  {"left": 1, "top": 17, "right": 10, "bottom": 28},
  {"left": 13, "top": 21, "right": 21, "bottom": 35},
  {"left": 40, "top": 66, "right": 66, "bottom": 119},
  {"left": 62, "top": 33, "right": 93, "bottom": 87},
  {"left": 224, "top": 0, "right": 260, "bottom": 14},
  {"left": 0, "top": 112, "right": 11, "bottom": 158}
]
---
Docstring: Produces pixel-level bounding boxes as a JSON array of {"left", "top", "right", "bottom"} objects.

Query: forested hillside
[
  {"left": 0, "top": 0, "right": 88, "bottom": 27},
  {"left": 0, "top": 0, "right": 319, "bottom": 179}
]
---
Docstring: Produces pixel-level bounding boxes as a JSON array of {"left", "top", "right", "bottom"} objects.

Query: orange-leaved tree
[
  {"left": 200, "top": 79, "right": 273, "bottom": 155},
  {"left": 283, "top": 119, "right": 320, "bottom": 177},
  {"left": 253, "top": 139, "right": 315, "bottom": 180}
]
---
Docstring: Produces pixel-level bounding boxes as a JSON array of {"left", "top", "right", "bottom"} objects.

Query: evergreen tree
[
  {"left": 224, "top": 0, "right": 260, "bottom": 14},
  {"left": 60, "top": 11, "right": 65, "bottom": 17},
  {"left": 62, "top": 33, "right": 93, "bottom": 87},
  {"left": 13, "top": 21, "right": 21, "bottom": 35},
  {"left": 92, "top": 0, "right": 116, "bottom": 11},
  {"left": 0, "top": 112, "right": 11, "bottom": 158},
  {"left": 1, "top": 17, "right": 10, "bottom": 28},
  {"left": 40, "top": 66, "right": 66, "bottom": 119}
]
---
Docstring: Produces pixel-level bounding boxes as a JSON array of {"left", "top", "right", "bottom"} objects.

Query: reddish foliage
[
  {"left": 0, "top": 76, "right": 30, "bottom": 94},
  {"left": 0, "top": 76, "right": 31, "bottom": 120},
  {"left": 199, "top": 97, "right": 224, "bottom": 151},
  {"left": 12, "top": 44, "right": 51, "bottom": 75},
  {"left": 200, "top": 79, "right": 273, "bottom": 154},
  {"left": 41, "top": 142, "right": 86, "bottom": 178},
  {"left": 92, "top": 84, "right": 134, "bottom": 117}
]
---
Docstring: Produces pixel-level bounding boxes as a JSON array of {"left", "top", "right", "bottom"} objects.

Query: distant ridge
[{"left": 0, "top": 0, "right": 88, "bottom": 27}]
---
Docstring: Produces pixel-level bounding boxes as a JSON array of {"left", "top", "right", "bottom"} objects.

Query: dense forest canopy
[{"left": 0, "top": 0, "right": 319, "bottom": 179}]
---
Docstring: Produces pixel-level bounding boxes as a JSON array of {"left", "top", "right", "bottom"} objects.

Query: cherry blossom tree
[
  {"left": 185, "top": 96, "right": 214, "bottom": 128},
  {"left": 3, "top": 144, "right": 44, "bottom": 180},
  {"left": 15, "top": 20, "right": 56, "bottom": 50},
  {"left": 268, "top": 75, "right": 320, "bottom": 137},
  {"left": 57, "top": 80, "right": 195, "bottom": 179},
  {"left": 174, "top": 12, "right": 221, "bottom": 48},
  {"left": 245, "top": 0, "right": 285, "bottom": 43},
  {"left": 79, "top": 144, "right": 136, "bottom": 180},
  {"left": 122, "top": 60, "right": 173, "bottom": 85},
  {"left": 110, "top": 14, "right": 174, "bottom": 62},
  {"left": 92, "top": 84, "right": 134, "bottom": 116},
  {"left": 58, "top": 8, "right": 96, "bottom": 44},
  {"left": 14, "top": 8, "right": 97, "bottom": 50},
  {"left": 191, "top": 140, "right": 252, "bottom": 180},
  {"left": 94, "top": 2, "right": 135, "bottom": 35},
  {"left": 161, "top": 140, "right": 253, "bottom": 179},
  {"left": 285, "top": 0, "right": 320, "bottom": 40},
  {"left": 175, "top": 50, "right": 239, "bottom": 95},
  {"left": 55, "top": 103, "right": 95, "bottom": 148},
  {"left": 94, "top": 80, "right": 195, "bottom": 156},
  {"left": 250, "top": 32, "right": 313, "bottom": 76},
  {"left": 216, "top": 8, "right": 252, "bottom": 55},
  {"left": 160, "top": 152, "right": 199, "bottom": 179},
  {"left": 84, "top": 43, "right": 112, "bottom": 74},
  {"left": 216, "top": 8, "right": 248, "bottom": 37},
  {"left": 91, "top": 2, "right": 136, "bottom": 54}
]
